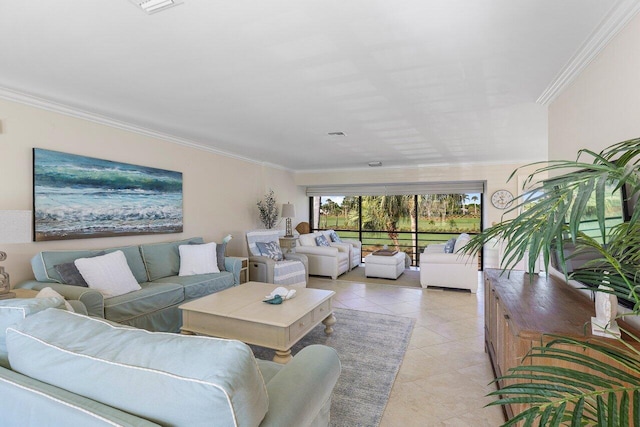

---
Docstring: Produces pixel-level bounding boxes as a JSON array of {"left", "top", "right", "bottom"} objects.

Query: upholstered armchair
[
  {"left": 245, "top": 230, "right": 308, "bottom": 288},
  {"left": 419, "top": 233, "right": 479, "bottom": 293},
  {"left": 295, "top": 231, "right": 350, "bottom": 279},
  {"left": 320, "top": 229, "right": 361, "bottom": 270}
]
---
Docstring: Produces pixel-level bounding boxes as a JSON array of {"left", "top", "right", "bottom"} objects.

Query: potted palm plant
[{"left": 461, "top": 137, "right": 640, "bottom": 425}]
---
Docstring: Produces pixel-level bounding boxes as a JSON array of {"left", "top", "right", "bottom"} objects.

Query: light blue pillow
[
  {"left": 316, "top": 235, "right": 331, "bottom": 247},
  {"left": 7, "top": 309, "right": 269, "bottom": 427},
  {"left": 0, "top": 298, "right": 65, "bottom": 368},
  {"left": 256, "top": 241, "right": 284, "bottom": 261},
  {"left": 444, "top": 238, "right": 457, "bottom": 253},
  {"left": 329, "top": 231, "right": 342, "bottom": 243}
]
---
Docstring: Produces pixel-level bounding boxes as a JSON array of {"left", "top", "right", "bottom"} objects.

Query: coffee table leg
[
  {"left": 323, "top": 313, "right": 336, "bottom": 335},
  {"left": 273, "top": 349, "right": 292, "bottom": 364}
]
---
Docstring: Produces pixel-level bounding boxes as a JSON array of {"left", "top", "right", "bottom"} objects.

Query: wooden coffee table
[{"left": 179, "top": 282, "right": 336, "bottom": 363}]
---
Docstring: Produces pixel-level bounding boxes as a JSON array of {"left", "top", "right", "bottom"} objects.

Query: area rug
[
  {"left": 251, "top": 307, "right": 415, "bottom": 427},
  {"left": 336, "top": 266, "right": 422, "bottom": 288}
]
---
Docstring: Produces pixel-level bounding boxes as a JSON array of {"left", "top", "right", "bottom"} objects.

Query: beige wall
[
  {"left": 0, "top": 98, "right": 306, "bottom": 284},
  {"left": 549, "top": 12, "right": 640, "bottom": 159}
]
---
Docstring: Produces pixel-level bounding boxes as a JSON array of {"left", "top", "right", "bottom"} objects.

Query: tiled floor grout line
[{"left": 308, "top": 273, "right": 505, "bottom": 426}]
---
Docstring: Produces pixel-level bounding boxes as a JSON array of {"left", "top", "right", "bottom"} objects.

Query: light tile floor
[{"left": 308, "top": 272, "right": 506, "bottom": 426}]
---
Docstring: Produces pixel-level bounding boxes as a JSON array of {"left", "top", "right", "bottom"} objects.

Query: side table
[
  {"left": 279, "top": 237, "right": 297, "bottom": 254},
  {"left": 227, "top": 257, "right": 249, "bottom": 283},
  {"left": 0, "top": 289, "right": 39, "bottom": 300}
]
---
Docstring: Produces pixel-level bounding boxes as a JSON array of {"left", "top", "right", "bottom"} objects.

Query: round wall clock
[{"left": 491, "top": 190, "right": 514, "bottom": 209}]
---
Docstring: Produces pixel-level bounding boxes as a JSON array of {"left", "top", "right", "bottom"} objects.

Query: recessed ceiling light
[
  {"left": 328, "top": 131, "right": 347, "bottom": 137},
  {"left": 368, "top": 161, "right": 382, "bottom": 167},
  {"left": 130, "top": 0, "right": 183, "bottom": 14}
]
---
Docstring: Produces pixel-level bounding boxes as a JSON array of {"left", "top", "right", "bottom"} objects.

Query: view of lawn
[{"left": 314, "top": 194, "right": 482, "bottom": 265}]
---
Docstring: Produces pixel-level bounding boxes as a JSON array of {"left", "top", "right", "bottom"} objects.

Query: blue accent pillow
[
  {"left": 256, "top": 241, "right": 284, "bottom": 261},
  {"left": 329, "top": 231, "right": 342, "bottom": 242},
  {"left": 316, "top": 235, "right": 331, "bottom": 247},
  {"left": 444, "top": 238, "right": 456, "bottom": 253}
]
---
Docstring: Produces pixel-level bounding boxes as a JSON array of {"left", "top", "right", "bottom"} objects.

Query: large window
[{"left": 311, "top": 193, "right": 482, "bottom": 266}]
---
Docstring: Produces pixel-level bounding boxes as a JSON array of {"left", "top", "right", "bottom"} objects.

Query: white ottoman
[{"left": 364, "top": 252, "right": 405, "bottom": 279}]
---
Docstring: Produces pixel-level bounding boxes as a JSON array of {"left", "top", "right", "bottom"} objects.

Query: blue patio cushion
[
  {"left": 154, "top": 271, "right": 235, "bottom": 300},
  {"left": 32, "top": 245, "right": 148, "bottom": 284},
  {"left": 140, "top": 237, "right": 204, "bottom": 281},
  {"left": 7, "top": 309, "right": 269, "bottom": 427},
  {"left": 103, "top": 282, "right": 184, "bottom": 324}
]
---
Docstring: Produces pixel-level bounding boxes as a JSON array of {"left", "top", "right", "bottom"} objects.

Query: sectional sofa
[
  {"left": 14, "top": 237, "right": 242, "bottom": 332},
  {"left": 0, "top": 302, "right": 341, "bottom": 427}
]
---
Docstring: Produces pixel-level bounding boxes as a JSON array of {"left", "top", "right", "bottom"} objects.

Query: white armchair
[
  {"left": 320, "top": 229, "right": 361, "bottom": 270},
  {"left": 419, "top": 233, "right": 479, "bottom": 293},
  {"left": 245, "top": 230, "right": 308, "bottom": 288},
  {"left": 296, "top": 232, "right": 350, "bottom": 279}
]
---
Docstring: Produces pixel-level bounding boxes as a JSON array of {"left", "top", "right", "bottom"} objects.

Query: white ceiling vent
[{"left": 130, "top": 0, "right": 183, "bottom": 14}]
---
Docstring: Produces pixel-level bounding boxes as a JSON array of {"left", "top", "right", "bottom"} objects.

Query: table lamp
[
  {"left": 281, "top": 203, "right": 296, "bottom": 237},
  {"left": 0, "top": 210, "right": 32, "bottom": 295}
]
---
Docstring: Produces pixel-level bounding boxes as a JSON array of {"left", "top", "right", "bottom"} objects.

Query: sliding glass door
[{"left": 310, "top": 193, "right": 482, "bottom": 266}]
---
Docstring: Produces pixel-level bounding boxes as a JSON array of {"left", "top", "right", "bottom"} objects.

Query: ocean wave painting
[{"left": 33, "top": 149, "right": 183, "bottom": 241}]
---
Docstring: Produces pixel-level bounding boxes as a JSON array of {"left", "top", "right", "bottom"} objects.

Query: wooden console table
[{"left": 484, "top": 269, "right": 640, "bottom": 420}]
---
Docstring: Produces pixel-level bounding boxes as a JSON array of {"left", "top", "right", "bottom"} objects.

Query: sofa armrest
[
  {"left": 329, "top": 242, "right": 350, "bottom": 253},
  {"left": 259, "top": 345, "right": 341, "bottom": 427},
  {"left": 224, "top": 257, "right": 243, "bottom": 285},
  {"left": 420, "top": 252, "right": 477, "bottom": 265},
  {"left": 423, "top": 243, "right": 446, "bottom": 253},
  {"left": 283, "top": 253, "right": 309, "bottom": 282},
  {"left": 294, "top": 246, "right": 339, "bottom": 257},
  {"left": 249, "top": 255, "right": 277, "bottom": 266},
  {"left": 341, "top": 238, "right": 362, "bottom": 249},
  {"left": 14, "top": 281, "right": 105, "bottom": 318}
]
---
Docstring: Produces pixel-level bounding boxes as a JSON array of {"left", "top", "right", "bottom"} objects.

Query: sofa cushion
[
  {"left": 154, "top": 271, "right": 235, "bottom": 300},
  {"left": 140, "top": 237, "right": 204, "bottom": 281},
  {"left": 329, "top": 230, "right": 342, "bottom": 242},
  {"left": 0, "top": 298, "right": 65, "bottom": 368},
  {"left": 298, "top": 232, "right": 320, "bottom": 247},
  {"left": 7, "top": 309, "right": 269, "bottom": 427},
  {"left": 32, "top": 245, "right": 148, "bottom": 284},
  {"left": 453, "top": 233, "right": 471, "bottom": 253},
  {"left": 0, "top": 366, "right": 161, "bottom": 427},
  {"left": 103, "top": 282, "right": 184, "bottom": 324},
  {"left": 75, "top": 251, "right": 142, "bottom": 298},
  {"left": 178, "top": 242, "right": 220, "bottom": 276}
]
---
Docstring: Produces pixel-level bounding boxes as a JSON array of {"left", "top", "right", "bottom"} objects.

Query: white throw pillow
[
  {"left": 36, "top": 287, "right": 74, "bottom": 312},
  {"left": 74, "top": 251, "right": 141, "bottom": 298},
  {"left": 178, "top": 242, "right": 220, "bottom": 276}
]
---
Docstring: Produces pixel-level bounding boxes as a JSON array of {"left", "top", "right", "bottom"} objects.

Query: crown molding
[
  {"left": 537, "top": 0, "right": 640, "bottom": 106},
  {"left": 0, "top": 86, "right": 291, "bottom": 172}
]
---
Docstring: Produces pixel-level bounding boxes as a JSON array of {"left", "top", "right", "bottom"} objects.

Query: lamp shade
[
  {"left": 0, "top": 210, "right": 32, "bottom": 243},
  {"left": 281, "top": 203, "right": 296, "bottom": 218}
]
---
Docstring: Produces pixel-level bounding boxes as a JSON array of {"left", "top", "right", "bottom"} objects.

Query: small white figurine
[{"left": 591, "top": 285, "right": 621, "bottom": 338}]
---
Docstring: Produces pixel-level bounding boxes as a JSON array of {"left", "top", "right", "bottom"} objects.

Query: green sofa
[
  {"left": 0, "top": 305, "right": 341, "bottom": 427},
  {"left": 15, "top": 237, "right": 242, "bottom": 332}
]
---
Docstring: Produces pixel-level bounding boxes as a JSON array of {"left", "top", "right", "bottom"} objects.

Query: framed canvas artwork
[{"left": 33, "top": 148, "right": 183, "bottom": 241}]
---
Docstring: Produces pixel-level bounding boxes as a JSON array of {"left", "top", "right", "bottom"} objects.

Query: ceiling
[{"left": 0, "top": 0, "right": 636, "bottom": 171}]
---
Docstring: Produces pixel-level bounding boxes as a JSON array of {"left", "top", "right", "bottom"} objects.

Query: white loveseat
[
  {"left": 419, "top": 233, "right": 479, "bottom": 293},
  {"left": 296, "top": 231, "right": 351, "bottom": 279}
]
